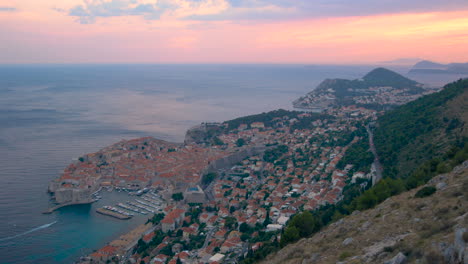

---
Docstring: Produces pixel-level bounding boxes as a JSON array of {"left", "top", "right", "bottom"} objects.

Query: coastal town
[
  {"left": 44, "top": 68, "right": 442, "bottom": 264},
  {"left": 75, "top": 111, "right": 369, "bottom": 264},
  {"left": 62, "top": 106, "right": 381, "bottom": 264}
]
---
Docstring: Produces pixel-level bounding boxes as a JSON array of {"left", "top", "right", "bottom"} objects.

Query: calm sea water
[{"left": 0, "top": 64, "right": 464, "bottom": 263}]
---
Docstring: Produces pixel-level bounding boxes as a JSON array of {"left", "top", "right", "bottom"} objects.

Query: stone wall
[
  {"left": 204, "top": 145, "right": 267, "bottom": 173},
  {"left": 54, "top": 187, "right": 95, "bottom": 204}
]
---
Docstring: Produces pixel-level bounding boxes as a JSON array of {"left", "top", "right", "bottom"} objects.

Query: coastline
[
  {"left": 43, "top": 199, "right": 96, "bottom": 214},
  {"left": 80, "top": 222, "right": 155, "bottom": 263}
]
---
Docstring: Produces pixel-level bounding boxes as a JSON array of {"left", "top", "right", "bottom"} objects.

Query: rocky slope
[{"left": 261, "top": 161, "right": 468, "bottom": 264}]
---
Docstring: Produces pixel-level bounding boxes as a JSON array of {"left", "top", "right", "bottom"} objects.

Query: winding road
[{"left": 366, "top": 124, "right": 384, "bottom": 185}]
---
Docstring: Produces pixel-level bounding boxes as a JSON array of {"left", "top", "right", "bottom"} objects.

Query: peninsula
[{"left": 292, "top": 68, "right": 437, "bottom": 111}]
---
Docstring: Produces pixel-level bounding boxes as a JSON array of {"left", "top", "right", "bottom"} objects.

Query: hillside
[
  {"left": 363, "top": 67, "right": 419, "bottom": 89},
  {"left": 260, "top": 161, "right": 468, "bottom": 264},
  {"left": 412, "top": 60, "right": 447, "bottom": 70},
  {"left": 374, "top": 78, "right": 468, "bottom": 180},
  {"left": 249, "top": 79, "right": 468, "bottom": 264},
  {"left": 293, "top": 67, "right": 424, "bottom": 111}
]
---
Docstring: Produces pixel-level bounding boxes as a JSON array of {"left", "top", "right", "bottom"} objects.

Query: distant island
[
  {"left": 409, "top": 60, "right": 468, "bottom": 74},
  {"left": 292, "top": 67, "right": 436, "bottom": 111}
]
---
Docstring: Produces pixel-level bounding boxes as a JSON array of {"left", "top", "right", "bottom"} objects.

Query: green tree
[
  {"left": 148, "top": 213, "right": 165, "bottom": 225},
  {"left": 281, "top": 226, "right": 300, "bottom": 246},
  {"left": 225, "top": 217, "right": 237, "bottom": 229},
  {"left": 241, "top": 233, "right": 250, "bottom": 241},
  {"left": 202, "top": 172, "right": 217, "bottom": 185},
  {"left": 356, "top": 191, "right": 378, "bottom": 210},
  {"left": 172, "top": 192, "right": 184, "bottom": 201},
  {"left": 236, "top": 138, "right": 246, "bottom": 147},
  {"left": 263, "top": 210, "right": 271, "bottom": 227},
  {"left": 289, "top": 211, "right": 319, "bottom": 238},
  {"left": 239, "top": 222, "right": 251, "bottom": 233},
  {"left": 415, "top": 186, "right": 436, "bottom": 198},
  {"left": 212, "top": 136, "right": 224, "bottom": 146}
]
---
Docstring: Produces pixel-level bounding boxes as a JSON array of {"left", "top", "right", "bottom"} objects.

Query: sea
[{"left": 0, "top": 64, "right": 465, "bottom": 263}]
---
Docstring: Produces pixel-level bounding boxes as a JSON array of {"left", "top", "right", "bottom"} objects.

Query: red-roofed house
[
  {"left": 161, "top": 208, "right": 185, "bottom": 232},
  {"left": 143, "top": 232, "right": 155, "bottom": 243}
]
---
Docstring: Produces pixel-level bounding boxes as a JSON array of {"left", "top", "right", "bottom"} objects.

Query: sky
[{"left": 1, "top": 0, "right": 468, "bottom": 64}]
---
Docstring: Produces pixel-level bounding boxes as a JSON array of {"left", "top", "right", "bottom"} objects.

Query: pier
[
  {"left": 42, "top": 199, "right": 96, "bottom": 214},
  {"left": 96, "top": 208, "right": 132, "bottom": 220}
]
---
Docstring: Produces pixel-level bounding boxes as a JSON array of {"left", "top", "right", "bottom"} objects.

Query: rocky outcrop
[
  {"left": 184, "top": 123, "right": 223, "bottom": 145},
  {"left": 384, "top": 252, "right": 407, "bottom": 264},
  {"left": 454, "top": 228, "right": 467, "bottom": 264}
]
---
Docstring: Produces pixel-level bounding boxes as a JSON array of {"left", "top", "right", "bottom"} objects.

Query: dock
[{"left": 96, "top": 208, "right": 132, "bottom": 220}]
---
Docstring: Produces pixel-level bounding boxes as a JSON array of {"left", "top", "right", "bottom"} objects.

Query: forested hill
[
  {"left": 319, "top": 67, "right": 422, "bottom": 96},
  {"left": 362, "top": 67, "right": 419, "bottom": 89},
  {"left": 374, "top": 78, "right": 468, "bottom": 180},
  {"left": 292, "top": 67, "right": 425, "bottom": 110}
]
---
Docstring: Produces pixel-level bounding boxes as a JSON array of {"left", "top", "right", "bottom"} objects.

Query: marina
[{"left": 97, "top": 191, "right": 166, "bottom": 220}]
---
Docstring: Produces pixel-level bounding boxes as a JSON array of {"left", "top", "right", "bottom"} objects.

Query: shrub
[
  {"left": 202, "top": 172, "right": 217, "bottom": 185},
  {"left": 172, "top": 192, "right": 184, "bottom": 201},
  {"left": 424, "top": 249, "right": 445, "bottom": 264},
  {"left": 338, "top": 251, "right": 354, "bottom": 261},
  {"left": 236, "top": 138, "right": 246, "bottom": 147},
  {"left": 415, "top": 186, "right": 436, "bottom": 198}
]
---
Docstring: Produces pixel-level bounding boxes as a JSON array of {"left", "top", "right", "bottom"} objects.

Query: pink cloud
[{"left": 1, "top": 3, "right": 468, "bottom": 64}]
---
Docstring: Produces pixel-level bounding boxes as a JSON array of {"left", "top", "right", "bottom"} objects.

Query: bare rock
[
  {"left": 342, "top": 237, "right": 354, "bottom": 246},
  {"left": 363, "top": 234, "right": 409, "bottom": 260},
  {"left": 301, "top": 253, "right": 320, "bottom": 264},
  {"left": 351, "top": 210, "right": 361, "bottom": 216},
  {"left": 384, "top": 252, "right": 407, "bottom": 264},
  {"left": 454, "top": 228, "right": 467, "bottom": 263},
  {"left": 359, "top": 221, "right": 371, "bottom": 231},
  {"left": 441, "top": 244, "right": 457, "bottom": 263},
  {"left": 436, "top": 182, "right": 447, "bottom": 190}
]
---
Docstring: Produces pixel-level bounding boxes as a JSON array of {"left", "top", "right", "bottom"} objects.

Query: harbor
[{"left": 94, "top": 189, "right": 166, "bottom": 220}]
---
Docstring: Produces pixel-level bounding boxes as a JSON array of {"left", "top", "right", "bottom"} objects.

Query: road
[
  {"left": 202, "top": 227, "right": 217, "bottom": 249},
  {"left": 366, "top": 124, "right": 383, "bottom": 185}
]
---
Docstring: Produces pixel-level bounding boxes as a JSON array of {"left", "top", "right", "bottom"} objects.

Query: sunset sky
[{"left": 1, "top": 0, "right": 468, "bottom": 64}]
